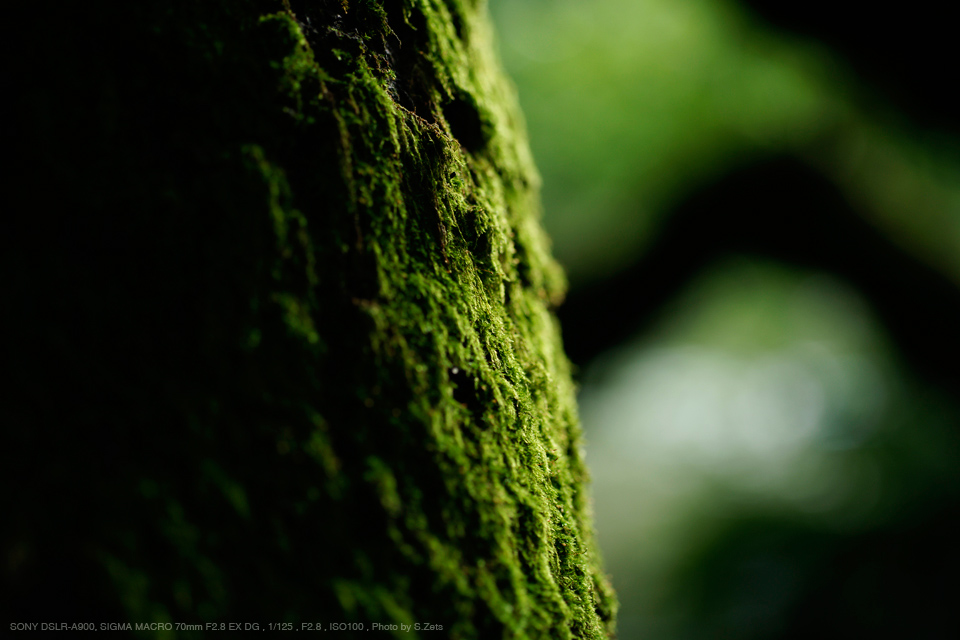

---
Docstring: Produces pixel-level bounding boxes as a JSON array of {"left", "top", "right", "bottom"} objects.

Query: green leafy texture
[{"left": 5, "top": 0, "right": 615, "bottom": 637}]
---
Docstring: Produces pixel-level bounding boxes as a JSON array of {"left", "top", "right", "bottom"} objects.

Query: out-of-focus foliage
[
  {"left": 490, "top": 0, "right": 960, "bottom": 285},
  {"left": 489, "top": 0, "right": 960, "bottom": 638},
  {"left": 580, "top": 260, "right": 960, "bottom": 637}
]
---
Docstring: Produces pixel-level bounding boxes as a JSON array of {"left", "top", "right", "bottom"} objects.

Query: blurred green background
[{"left": 488, "top": 0, "right": 960, "bottom": 637}]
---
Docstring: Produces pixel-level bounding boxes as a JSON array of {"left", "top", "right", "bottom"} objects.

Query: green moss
[{"left": 7, "top": 0, "right": 615, "bottom": 637}]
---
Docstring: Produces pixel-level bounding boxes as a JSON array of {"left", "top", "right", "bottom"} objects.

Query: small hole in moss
[
  {"left": 443, "top": 95, "right": 486, "bottom": 154},
  {"left": 449, "top": 8, "right": 466, "bottom": 41},
  {"left": 514, "top": 244, "right": 534, "bottom": 289},
  {"left": 451, "top": 367, "right": 484, "bottom": 418}
]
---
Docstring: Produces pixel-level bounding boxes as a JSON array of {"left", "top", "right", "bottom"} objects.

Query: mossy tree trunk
[{"left": 4, "top": 1, "right": 616, "bottom": 637}]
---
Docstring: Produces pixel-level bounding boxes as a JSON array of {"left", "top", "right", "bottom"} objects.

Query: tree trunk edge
[{"left": 4, "top": 1, "right": 617, "bottom": 637}]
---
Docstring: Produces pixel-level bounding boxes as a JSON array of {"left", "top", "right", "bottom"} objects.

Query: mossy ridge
[
  {"left": 6, "top": 0, "right": 615, "bottom": 637},
  {"left": 256, "top": 3, "right": 609, "bottom": 637}
]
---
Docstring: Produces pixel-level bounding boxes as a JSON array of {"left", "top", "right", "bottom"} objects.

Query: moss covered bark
[{"left": 4, "top": 1, "right": 616, "bottom": 637}]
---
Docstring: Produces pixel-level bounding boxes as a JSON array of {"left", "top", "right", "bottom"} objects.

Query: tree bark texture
[{"left": 4, "top": 1, "right": 617, "bottom": 637}]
